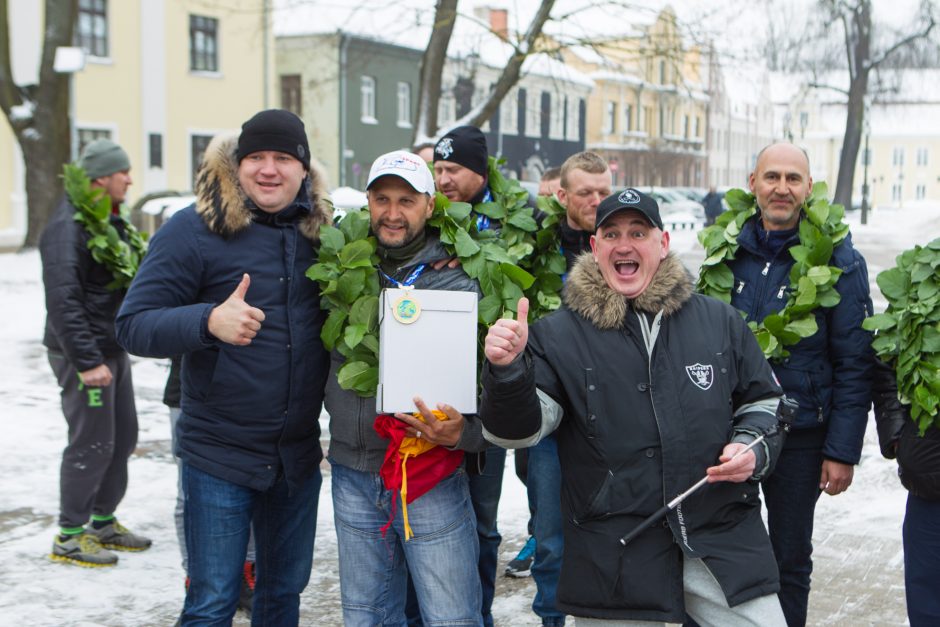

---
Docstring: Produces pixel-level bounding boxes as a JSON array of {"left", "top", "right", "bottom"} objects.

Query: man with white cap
[{"left": 325, "top": 150, "right": 488, "bottom": 626}]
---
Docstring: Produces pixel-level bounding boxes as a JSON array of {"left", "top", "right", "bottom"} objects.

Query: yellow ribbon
[{"left": 401, "top": 409, "right": 447, "bottom": 540}]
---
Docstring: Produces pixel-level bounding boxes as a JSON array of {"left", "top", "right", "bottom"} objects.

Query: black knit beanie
[
  {"left": 433, "top": 126, "right": 488, "bottom": 176},
  {"left": 236, "top": 109, "right": 310, "bottom": 169}
]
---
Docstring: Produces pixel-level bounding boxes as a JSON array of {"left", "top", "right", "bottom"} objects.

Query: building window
[
  {"left": 683, "top": 114, "right": 689, "bottom": 138},
  {"left": 397, "top": 82, "right": 411, "bottom": 127},
  {"left": 916, "top": 184, "right": 926, "bottom": 200},
  {"left": 862, "top": 147, "right": 872, "bottom": 166},
  {"left": 77, "top": 128, "right": 112, "bottom": 156},
  {"left": 149, "top": 133, "right": 163, "bottom": 169},
  {"left": 500, "top": 88, "right": 518, "bottom": 135},
  {"left": 361, "top": 76, "right": 377, "bottom": 123},
  {"left": 891, "top": 183, "right": 902, "bottom": 202},
  {"left": 280, "top": 75, "right": 302, "bottom": 117},
  {"left": 190, "top": 15, "right": 219, "bottom": 72},
  {"left": 566, "top": 96, "right": 581, "bottom": 141},
  {"left": 892, "top": 147, "right": 905, "bottom": 167},
  {"left": 694, "top": 116, "right": 700, "bottom": 138},
  {"left": 191, "top": 134, "right": 213, "bottom": 189},
  {"left": 643, "top": 105, "right": 653, "bottom": 133},
  {"left": 604, "top": 101, "right": 616, "bottom": 134},
  {"left": 659, "top": 60, "right": 667, "bottom": 84},
  {"left": 549, "top": 92, "right": 565, "bottom": 139},
  {"left": 916, "top": 147, "right": 928, "bottom": 166},
  {"left": 77, "top": 0, "right": 108, "bottom": 58},
  {"left": 623, "top": 104, "right": 633, "bottom": 132}
]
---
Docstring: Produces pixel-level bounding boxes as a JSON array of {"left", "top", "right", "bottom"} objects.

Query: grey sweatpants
[
  {"left": 575, "top": 557, "right": 786, "bottom": 627},
  {"left": 49, "top": 351, "right": 139, "bottom": 529}
]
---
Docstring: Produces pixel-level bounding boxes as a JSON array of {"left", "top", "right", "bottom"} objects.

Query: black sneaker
[
  {"left": 238, "top": 561, "right": 255, "bottom": 616},
  {"left": 504, "top": 536, "right": 536, "bottom": 578},
  {"left": 50, "top": 532, "right": 118, "bottom": 567}
]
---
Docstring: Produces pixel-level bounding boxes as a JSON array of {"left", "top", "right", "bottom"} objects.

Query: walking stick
[{"left": 618, "top": 397, "right": 796, "bottom": 547}]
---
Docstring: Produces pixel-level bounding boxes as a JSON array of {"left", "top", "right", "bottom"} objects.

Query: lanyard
[
  {"left": 381, "top": 263, "right": 427, "bottom": 288},
  {"left": 476, "top": 188, "right": 493, "bottom": 231}
]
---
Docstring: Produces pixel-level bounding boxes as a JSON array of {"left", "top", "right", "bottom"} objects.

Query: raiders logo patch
[{"left": 685, "top": 363, "right": 714, "bottom": 391}]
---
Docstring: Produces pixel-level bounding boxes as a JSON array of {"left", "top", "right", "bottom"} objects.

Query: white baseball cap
[{"left": 366, "top": 150, "right": 435, "bottom": 195}]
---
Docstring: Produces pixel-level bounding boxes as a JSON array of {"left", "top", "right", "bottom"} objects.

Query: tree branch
[{"left": 869, "top": 16, "right": 936, "bottom": 69}]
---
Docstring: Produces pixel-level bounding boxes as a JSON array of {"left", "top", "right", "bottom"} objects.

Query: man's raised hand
[
  {"left": 207, "top": 273, "right": 266, "bottom": 346},
  {"left": 484, "top": 297, "right": 529, "bottom": 366}
]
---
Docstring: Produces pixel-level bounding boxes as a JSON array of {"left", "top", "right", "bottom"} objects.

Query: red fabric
[{"left": 374, "top": 414, "right": 464, "bottom": 505}]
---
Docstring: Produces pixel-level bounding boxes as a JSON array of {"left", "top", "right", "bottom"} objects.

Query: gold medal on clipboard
[{"left": 392, "top": 294, "right": 421, "bottom": 324}]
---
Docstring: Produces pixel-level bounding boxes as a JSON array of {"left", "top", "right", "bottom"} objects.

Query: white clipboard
[{"left": 377, "top": 288, "right": 478, "bottom": 414}]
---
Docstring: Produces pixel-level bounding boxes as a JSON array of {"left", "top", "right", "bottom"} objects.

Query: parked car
[{"left": 637, "top": 187, "right": 705, "bottom": 223}]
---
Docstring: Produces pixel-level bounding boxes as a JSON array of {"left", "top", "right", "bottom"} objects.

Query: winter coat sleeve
[
  {"left": 822, "top": 248, "right": 875, "bottom": 465},
  {"left": 115, "top": 210, "right": 217, "bottom": 358},
  {"left": 871, "top": 359, "right": 905, "bottom": 460},
  {"left": 727, "top": 309, "right": 785, "bottom": 479},
  {"left": 39, "top": 210, "right": 106, "bottom": 372}
]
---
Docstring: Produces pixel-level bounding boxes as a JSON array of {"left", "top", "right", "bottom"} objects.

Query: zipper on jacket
[
  {"left": 761, "top": 261, "right": 771, "bottom": 276},
  {"left": 777, "top": 285, "right": 786, "bottom": 299},
  {"left": 736, "top": 280, "right": 745, "bottom": 294}
]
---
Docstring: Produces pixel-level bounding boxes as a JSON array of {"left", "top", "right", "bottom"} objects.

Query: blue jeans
[
  {"left": 527, "top": 434, "right": 566, "bottom": 626},
  {"left": 761, "top": 445, "right": 823, "bottom": 627},
  {"left": 181, "top": 462, "right": 321, "bottom": 626},
  {"left": 330, "top": 461, "right": 482, "bottom": 627},
  {"left": 904, "top": 493, "right": 940, "bottom": 626},
  {"left": 468, "top": 446, "right": 506, "bottom": 627}
]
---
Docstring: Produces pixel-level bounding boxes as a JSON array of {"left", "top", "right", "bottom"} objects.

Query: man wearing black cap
[
  {"left": 433, "top": 125, "right": 506, "bottom": 626},
  {"left": 116, "top": 109, "right": 333, "bottom": 624},
  {"left": 479, "top": 189, "right": 789, "bottom": 625},
  {"left": 40, "top": 139, "right": 151, "bottom": 568}
]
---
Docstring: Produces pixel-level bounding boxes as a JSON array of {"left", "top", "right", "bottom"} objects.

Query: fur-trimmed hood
[
  {"left": 194, "top": 134, "right": 332, "bottom": 240},
  {"left": 563, "top": 252, "right": 693, "bottom": 330}
]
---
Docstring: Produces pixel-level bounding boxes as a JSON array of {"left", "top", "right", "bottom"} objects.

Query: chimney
[{"left": 489, "top": 7, "right": 508, "bottom": 41}]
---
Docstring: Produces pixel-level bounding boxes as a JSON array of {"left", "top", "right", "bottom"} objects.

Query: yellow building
[
  {"left": 1, "top": 0, "right": 274, "bottom": 248},
  {"left": 563, "top": 8, "right": 709, "bottom": 188}
]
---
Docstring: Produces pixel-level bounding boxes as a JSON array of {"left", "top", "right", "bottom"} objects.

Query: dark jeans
[
  {"left": 761, "top": 445, "right": 824, "bottom": 627},
  {"left": 903, "top": 493, "right": 940, "bottom": 626},
  {"left": 526, "top": 434, "right": 566, "bottom": 626},
  {"left": 469, "top": 446, "right": 506, "bottom": 627},
  {"left": 181, "top": 462, "right": 321, "bottom": 626}
]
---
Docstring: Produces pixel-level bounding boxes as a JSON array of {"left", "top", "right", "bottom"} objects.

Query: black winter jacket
[
  {"left": 40, "top": 197, "right": 128, "bottom": 370},
  {"left": 116, "top": 135, "right": 332, "bottom": 493},
  {"left": 872, "top": 360, "right": 940, "bottom": 500},
  {"left": 481, "top": 253, "right": 784, "bottom": 622}
]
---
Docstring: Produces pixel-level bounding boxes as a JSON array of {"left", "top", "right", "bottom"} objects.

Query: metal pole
[{"left": 861, "top": 130, "right": 870, "bottom": 225}]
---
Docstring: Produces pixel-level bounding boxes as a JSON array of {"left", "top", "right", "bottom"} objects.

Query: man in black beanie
[
  {"left": 433, "top": 124, "right": 508, "bottom": 627},
  {"left": 116, "top": 109, "right": 332, "bottom": 624},
  {"left": 433, "top": 125, "right": 491, "bottom": 204}
]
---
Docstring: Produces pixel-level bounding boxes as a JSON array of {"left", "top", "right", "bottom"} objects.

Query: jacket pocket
[
  {"left": 897, "top": 423, "right": 940, "bottom": 500},
  {"left": 573, "top": 469, "right": 614, "bottom": 524}
]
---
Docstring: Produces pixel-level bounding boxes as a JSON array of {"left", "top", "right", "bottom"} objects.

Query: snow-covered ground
[{"left": 0, "top": 201, "right": 936, "bottom": 626}]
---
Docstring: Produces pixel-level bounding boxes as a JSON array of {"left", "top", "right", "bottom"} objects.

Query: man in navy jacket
[
  {"left": 116, "top": 110, "right": 332, "bottom": 624},
  {"left": 727, "top": 143, "right": 874, "bottom": 626}
]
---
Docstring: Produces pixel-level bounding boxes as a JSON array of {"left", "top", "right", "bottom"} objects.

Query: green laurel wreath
[
  {"left": 63, "top": 163, "right": 148, "bottom": 290},
  {"left": 862, "top": 238, "right": 940, "bottom": 433},
  {"left": 695, "top": 182, "right": 849, "bottom": 360},
  {"left": 306, "top": 156, "right": 566, "bottom": 397}
]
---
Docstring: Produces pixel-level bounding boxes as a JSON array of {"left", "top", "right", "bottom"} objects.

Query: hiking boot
[
  {"left": 238, "top": 561, "right": 256, "bottom": 616},
  {"left": 87, "top": 520, "right": 152, "bottom": 551},
  {"left": 50, "top": 532, "right": 118, "bottom": 567},
  {"left": 504, "top": 535, "right": 536, "bottom": 578}
]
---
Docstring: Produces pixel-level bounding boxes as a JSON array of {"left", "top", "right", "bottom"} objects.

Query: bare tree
[
  {"left": 0, "top": 0, "right": 77, "bottom": 248},
  {"left": 821, "top": 0, "right": 936, "bottom": 209},
  {"left": 412, "top": 0, "right": 557, "bottom": 145}
]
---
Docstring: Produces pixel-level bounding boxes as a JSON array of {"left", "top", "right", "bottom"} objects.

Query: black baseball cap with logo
[{"left": 594, "top": 188, "right": 664, "bottom": 232}]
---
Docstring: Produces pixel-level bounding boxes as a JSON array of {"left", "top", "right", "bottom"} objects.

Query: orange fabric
[{"left": 374, "top": 410, "right": 465, "bottom": 540}]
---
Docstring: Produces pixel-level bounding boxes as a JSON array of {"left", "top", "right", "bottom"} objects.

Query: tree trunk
[
  {"left": 0, "top": 0, "right": 76, "bottom": 248},
  {"left": 832, "top": 1, "right": 870, "bottom": 210},
  {"left": 413, "top": 0, "right": 458, "bottom": 146}
]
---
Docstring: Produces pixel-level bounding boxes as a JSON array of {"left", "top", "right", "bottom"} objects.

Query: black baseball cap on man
[{"left": 594, "top": 188, "right": 664, "bottom": 232}]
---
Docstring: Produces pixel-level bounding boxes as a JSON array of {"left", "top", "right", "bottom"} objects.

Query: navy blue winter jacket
[
  {"left": 116, "top": 135, "right": 332, "bottom": 492},
  {"left": 728, "top": 215, "right": 874, "bottom": 464}
]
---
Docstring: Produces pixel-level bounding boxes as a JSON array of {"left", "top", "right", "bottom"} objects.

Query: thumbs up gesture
[
  {"left": 207, "top": 273, "right": 266, "bottom": 346},
  {"left": 484, "top": 297, "right": 529, "bottom": 366}
]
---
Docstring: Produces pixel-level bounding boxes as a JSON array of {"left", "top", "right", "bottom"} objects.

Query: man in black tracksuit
[
  {"left": 40, "top": 139, "right": 151, "bottom": 567},
  {"left": 480, "top": 189, "right": 788, "bottom": 624}
]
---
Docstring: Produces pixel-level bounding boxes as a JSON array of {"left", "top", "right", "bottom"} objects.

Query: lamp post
[
  {"left": 53, "top": 46, "right": 86, "bottom": 162},
  {"left": 860, "top": 100, "right": 871, "bottom": 225}
]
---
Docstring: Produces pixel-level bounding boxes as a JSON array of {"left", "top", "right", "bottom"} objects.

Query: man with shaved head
[{"left": 724, "top": 142, "right": 875, "bottom": 626}]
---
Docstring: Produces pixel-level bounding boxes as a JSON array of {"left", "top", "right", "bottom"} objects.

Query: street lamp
[{"left": 53, "top": 46, "right": 86, "bottom": 162}]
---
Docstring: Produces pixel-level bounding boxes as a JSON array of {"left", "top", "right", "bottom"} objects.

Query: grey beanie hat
[{"left": 78, "top": 139, "right": 131, "bottom": 179}]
